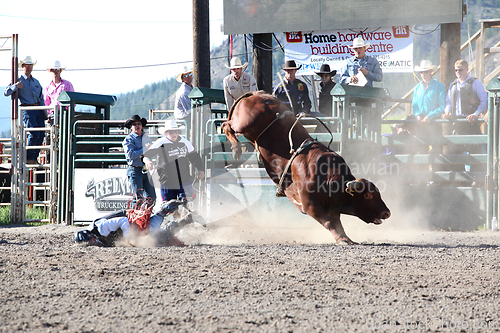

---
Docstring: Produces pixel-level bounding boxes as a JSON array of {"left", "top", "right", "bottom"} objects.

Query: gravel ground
[{"left": 1, "top": 220, "right": 500, "bottom": 333}]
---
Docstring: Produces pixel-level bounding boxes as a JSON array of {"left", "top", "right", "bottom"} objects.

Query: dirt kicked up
[{"left": 0, "top": 223, "right": 499, "bottom": 333}]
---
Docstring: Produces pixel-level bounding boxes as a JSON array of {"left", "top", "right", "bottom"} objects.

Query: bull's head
[{"left": 345, "top": 178, "right": 391, "bottom": 224}]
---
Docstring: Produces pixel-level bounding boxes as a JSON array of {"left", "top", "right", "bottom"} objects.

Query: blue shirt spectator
[
  {"left": 412, "top": 66, "right": 446, "bottom": 120},
  {"left": 4, "top": 56, "right": 45, "bottom": 163},
  {"left": 339, "top": 37, "right": 383, "bottom": 87}
]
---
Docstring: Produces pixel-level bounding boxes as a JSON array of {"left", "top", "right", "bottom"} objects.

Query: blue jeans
[
  {"left": 127, "top": 166, "right": 157, "bottom": 204},
  {"left": 161, "top": 184, "right": 193, "bottom": 202},
  {"left": 23, "top": 111, "right": 45, "bottom": 161}
]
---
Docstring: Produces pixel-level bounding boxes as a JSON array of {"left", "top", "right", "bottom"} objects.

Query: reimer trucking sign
[{"left": 284, "top": 26, "right": 413, "bottom": 75}]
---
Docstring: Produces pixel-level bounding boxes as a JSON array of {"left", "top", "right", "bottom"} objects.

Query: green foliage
[
  {"left": 0, "top": 206, "right": 48, "bottom": 225},
  {"left": 0, "top": 206, "right": 10, "bottom": 224}
]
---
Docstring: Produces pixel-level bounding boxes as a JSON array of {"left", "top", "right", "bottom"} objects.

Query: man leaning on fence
[
  {"left": 443, "top": 59, "right": 488, "bottom": 137},
  {"left": 4, "top": 56, "right": 45, "bottom": 164},
  {"left": 410, "top": 60, "right": 446, "bottom": 134}
]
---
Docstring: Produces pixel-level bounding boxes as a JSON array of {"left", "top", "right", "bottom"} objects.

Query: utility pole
[
  {"left": 440, "top": 23, "right": 461, "bottom": 90},
  {"left": 252, "top": 33, "right": 273, "bottom": 94},
  {"left": 193, "top": 0, "right": 210, "bottom": 88}
]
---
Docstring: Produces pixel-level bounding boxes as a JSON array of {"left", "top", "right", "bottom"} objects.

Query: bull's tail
[
  {"left": 221, "top": 121, "right": 243, "bottom": 161},
  {"left": 227, "top": 90, "right": 265, "bottom": 120}
]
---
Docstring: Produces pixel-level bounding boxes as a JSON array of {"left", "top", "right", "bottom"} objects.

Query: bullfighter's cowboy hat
[
  {"left": 281, "top": 60, "right": 302, "bottom": 70},
  {"left": 225, "top": 57, "right": 248, "bottom": 70},
  {"left": 158, "top": 119, "right": 185, "bottom": 134},
  {"left": 124, "top": 114, "right": 147, "bottom": 129},
  {"left": 19, "top": 56, "right": 37, "bottom": 66},
  {"left": 349, "top": 37, "right": 370, "bottom": 49},
  {"left": 315, "top": 64, "right": 337, "bottom": 76},
  {"left": 47, "top": 60, "right": 66, "bottom": 71},
  {"left": 413, "top": 60, "right": 438, "bottom": 73},
  {"left": 175, "top": 66, "right": 193, "bottom": 83}
]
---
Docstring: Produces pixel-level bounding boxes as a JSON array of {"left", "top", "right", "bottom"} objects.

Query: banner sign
[
  {"left": 284, "top": 26, "right": 413, "bottom": 75},
  {"left": 74, "top": 169, "right": 161, "bottom": 222}
]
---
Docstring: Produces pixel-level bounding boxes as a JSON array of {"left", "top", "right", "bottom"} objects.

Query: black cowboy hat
[
  {"left": 281, "top": 60, "right": 302, "bottom": 70},
  {"left": 124, "top": 114, "right": 147, "bottom": 129},
  {"left": 315, "top": 64, "right": 337, "bottom": 76}
]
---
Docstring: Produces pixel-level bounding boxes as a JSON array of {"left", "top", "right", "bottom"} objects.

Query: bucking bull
[{"left": 221, "top": 91, "right": 391, "bottom": 244}]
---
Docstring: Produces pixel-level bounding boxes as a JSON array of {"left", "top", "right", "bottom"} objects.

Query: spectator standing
[
  {"left": 174, "top": 67, "right": 193, "bottom": 131},
  {"left": 4, "top": 56, "right": 45, "bottom": 164},
  {"left": 444, "top": 59, "right": 488, "bottom": 136},
  {"left": 411, "top": 60, "right": 446, "bottom": 127},
  {"left": 143, "top": 119, "right": 204, "bottom": 202},
  {"left": 44, "top": 61, "right": 74, "bottom": 104},
  {"left": 123, "top": 115, "right": 156, "bottom": 204},
  {"left": 44, "top": 60, "right": 74, "bottom": 123},
  {"left": 316, "top": 64, "right": 337, "bottom": 116},
  {"left": 339, "top": 37, "right": 383, "bottom": 87},
  {"left": 223, "top": 57, "right": 258, "bottom": 110},
  {"left": 273, "top": 60, "right": 312, "bottom": 115}
]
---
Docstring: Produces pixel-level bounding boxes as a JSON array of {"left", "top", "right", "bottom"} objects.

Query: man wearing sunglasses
[
  {"left": 223, "top": 57, "right": 258, "bottom": 110},
  {"left": 411, "top": 60, "right": 445, "bottom": 125},
  {"left": 444, "top": 59, "right": 487, "bottom": 135},
  {"left": 143, "top": 119, "right": 204, "bottom": 202}
]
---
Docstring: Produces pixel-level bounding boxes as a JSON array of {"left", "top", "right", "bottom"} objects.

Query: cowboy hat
[
  {"left": 315, "top": 64, "right": 337, "bottom": 76},
  {"left": 225, "top": 57, "right": 248, "bottom": 70},
  {"left": 159, "top": 119, "right": 185, "bottom": 134},
  {"left": 175, "top": 66, "right": 193, "bottom": 83},
  {"left": 124, "top": 114, "right": 147, "bottom": 129},
  {"left": 47, "top": 60, "right": 66, "bottom": 71},
  {"left": 349, "top": 37, "right": 370, "bottom": 49},
  {"left": 19, "top": 56, "right": 37, "bottom": 66},
  {"left": 281, "top": 60, "right": 302, "bottom": 70},
  {"left": 414, "top": 60, "right": 437, "bottom": 73}
]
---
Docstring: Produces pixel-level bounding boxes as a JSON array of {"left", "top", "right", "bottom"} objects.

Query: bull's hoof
[
  {"left": 335, "top": 238, "right": 358, "bottom": 245},
  {"left": 166, "top": 236, "right": 188, "bottom": 247}
]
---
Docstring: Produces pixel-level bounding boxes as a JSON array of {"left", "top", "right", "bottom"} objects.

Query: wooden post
[
  {"left": 193, "top": 0, "right": 210, "bottom": 88},
  {"left": 440, "top": 23, "right": 461, "bottom": 151},
  {"left": 440, "top": 23, "right": 461, "bottom": 91},
  {"left": 475, "top": 21, "right": 486, "bottom": 82},
  {"left": 252, "top": 33, "right": 273, "bottom": 94}
]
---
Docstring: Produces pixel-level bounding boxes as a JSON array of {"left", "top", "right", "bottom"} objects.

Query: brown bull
[{"left": 221, "top": 91, "right": 390, "bottom": 244}]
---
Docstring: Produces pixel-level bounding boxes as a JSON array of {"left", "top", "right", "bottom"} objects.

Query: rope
[{"left": 276, "top": 138, "right": 316, "bottom": 197}]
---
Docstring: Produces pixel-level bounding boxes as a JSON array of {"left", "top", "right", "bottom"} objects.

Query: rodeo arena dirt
[{"left": 1, "top": 215, "right": 500, "bottom": 332}]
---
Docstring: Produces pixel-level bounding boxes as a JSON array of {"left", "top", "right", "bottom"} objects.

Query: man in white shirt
[
  {"left": 223, "top": 57, "right": 258, "bottom": 110},
  {"left": 174, "top": 67, "right": 193, "bottom": 129}
]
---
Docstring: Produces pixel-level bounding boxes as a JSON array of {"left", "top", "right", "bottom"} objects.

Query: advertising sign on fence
[
  {"left": 74, "top": 168, "right": 161, "bottom": 222},
  {"left": 284, "top": 26, "right": 413, "bottom": 75}
]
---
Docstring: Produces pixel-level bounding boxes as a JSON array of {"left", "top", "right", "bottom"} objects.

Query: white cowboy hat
[
  {"left": 175, "top": 66, "right": 193, "bottom": 83},
  {"left": 158, "top": 119, "right": 185, "bottom": 134},
  {"left": 19, "top": 56, "right": 37, "bottom": 66},
  {"left": 47, "top": 60, "right": 66, "bottom": 71},
  {"left": 349, "top": 37, "right": 370, "bottom": 49},
  {"left": 225, "top": 57, "right": 248, "bottom": 70},
  {"left": 414, "top": 60, "right": 438, "bottom": 73}
]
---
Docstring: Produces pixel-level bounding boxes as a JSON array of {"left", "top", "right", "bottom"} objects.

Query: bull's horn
[{"left": 345, "top": 180, "right": 358, "bottom": 196}]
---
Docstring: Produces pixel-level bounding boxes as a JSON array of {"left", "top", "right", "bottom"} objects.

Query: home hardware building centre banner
[{"left": 285, "top": 26, "right": 413, "bottom": 75}]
